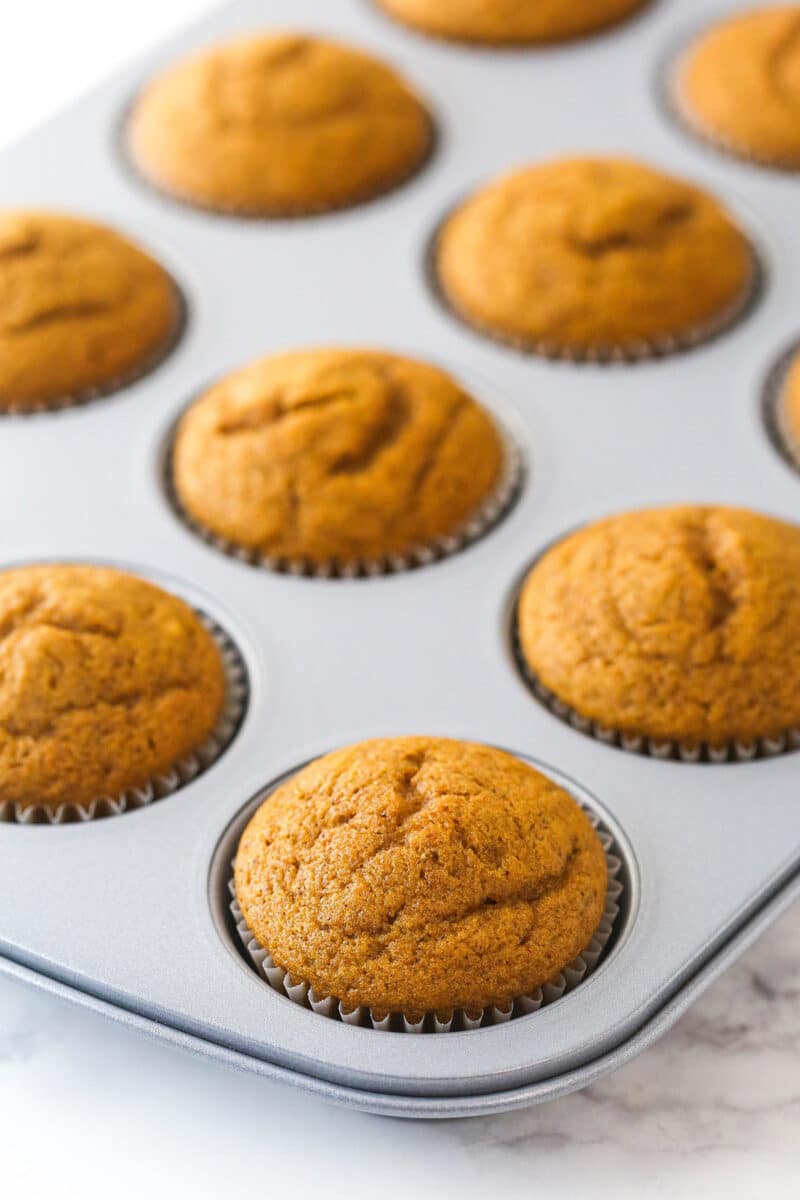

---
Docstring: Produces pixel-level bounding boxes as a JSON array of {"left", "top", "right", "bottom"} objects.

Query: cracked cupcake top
[
  {"left": 517, "top": 506, "right": 800, "bottom": 747},
  {"left": 676, "top": 7, "right": 800, "bottom": 169},
  {"left": 435, "top": 157, "right": 754, "bottom": 357},
  {"left": 126, "top": 32, "right": 433, "bottom": 215},
  {"left": 234, "top": 737, "right": 608, "bottom": 1014},
  {"left": 171, "top": 348, "right": 505, "bottom": 566},
  {"left": 0, "top": 210, "right": 181, "bottom": 412},
  {"left": 0, "top": 565, "right": 226, "bottom": 811},
  {"left": 375, "top": 0, "right": 648, "bottom": 45}
]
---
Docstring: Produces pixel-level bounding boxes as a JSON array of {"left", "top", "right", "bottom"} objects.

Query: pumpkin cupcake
[
  {"left": 773, "top": 343, "right": 800, "bottom": 465},
  {"left": 674, "top": 7, "right": 800, "bottom": 169},
  {"left": 0, "top": 210, "right": 182, "bottom": 413},
  {"left": 170, "top": 348, "right": 516, "bottom": 574},
  {"left": 434, "top": 157, "right": 756, "bottom": 360},
  {"left": 234, "top": 737, "right": 613, "bottom": 1025},
  {"left": 126, "top": 32, "right": 433, "bottom": 216},
  {"left": 516, "top": 506, "right": 800, "bottom": 758},
  {"left": 0, "top": 564, "right": 235, "bottom": 822},
  {"left": 375, "top": 0, "right": 649, "bottom": 45}
]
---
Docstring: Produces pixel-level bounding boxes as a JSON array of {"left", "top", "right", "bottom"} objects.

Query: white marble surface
[
  {"left": 2, "top": 1, "right": 799, "bottom": 1193},
  {"left": 1, "top": 902, "right": 799, "bottom": 1198}
]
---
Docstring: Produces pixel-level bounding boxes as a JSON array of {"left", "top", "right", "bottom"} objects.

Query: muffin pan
[{"left": 1, "top": 0, "right": 800, "bottom": 1118}]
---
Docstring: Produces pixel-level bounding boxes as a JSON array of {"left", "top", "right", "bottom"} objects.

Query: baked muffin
[
  {"left": 778, "top": 347, "right": 800, "bottom": 461},
  {"left": 0, "top": 565, "right": 226, "bottom": 813},
  {"left": 517, "top": 506, "right": 800, "bottom": 749},
  {"left": 171, "top": 348, "right": 507, "bottom": 569},
  {"left": 376, "top": 0, "right": 648, "bottom": 44},
  {"left": 0, "top": 210, "right": 181, "bottom": 413},
  {"left": 234, "top": 737, "right": 608, "bottom": 1015},
  {"left": 435, "top": 157, "right": 755, "bottom": 359},
  {"left": 126, "top": 32, "right": 433, "bottom": 215},
  {"left": 675, "top": 8, "right": 800, "bottom": 169}
]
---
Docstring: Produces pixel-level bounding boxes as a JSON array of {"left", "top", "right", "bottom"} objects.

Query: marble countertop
[{"left": 2, "top": 901, "right": 799, "bottom": 1198}]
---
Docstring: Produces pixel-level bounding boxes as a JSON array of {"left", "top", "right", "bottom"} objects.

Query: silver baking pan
[{"left": 1, "top": 0, "right": 799, "bottom": 1118}]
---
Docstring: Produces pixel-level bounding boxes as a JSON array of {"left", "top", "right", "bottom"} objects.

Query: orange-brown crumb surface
[
  {"left": 436, "top": 157, "right": 754, "bottom": 357},
  {"left": 172, "top": 348, "right": 504, "bottom": 566},
  {"left": 518, "top": 506, "right": 800, "bottom": 747},
  {"left": 375, "top": 0, "right": 648, "bottom": 44},
  {"left": 127, "top": 32, "right": 433, "bottom": 215},
  {"left": 0, "top": 210, "right": 180, "bottom": 412},
  {"left": 0, "top": 565, "right": 226, "bottom": 811},
  {"left": 234, "top": 737, "right": 608, "bottom": 1015},
  {"left": 678, "top": 7, "right": 800, "bottom": 169}
]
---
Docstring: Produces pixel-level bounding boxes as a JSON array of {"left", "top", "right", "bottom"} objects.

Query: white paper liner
[
  {"left": 0, "top": 613, "right": 248, "bottom": 825},
  {"left": 229, "top": 809, "right": 623, "bottom": 1034},
  {"left": 164, "top": 418, "right": 523, "bottom": 578},
  {"left": 0, "top": 286, "right": 186, "bottom": 416},
  {"left": 513, "top": 618, "right": 800, "bottom": 764},
  {"left": 427, "top": 200, "right": 762, "bottom": 363}
]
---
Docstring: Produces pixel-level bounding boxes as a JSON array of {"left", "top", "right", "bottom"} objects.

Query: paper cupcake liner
[
  {"left": 763, "top": 338, "right": 800, "bottom": 473},
  {"left": 228, "top": 809, "right": 623, "bottom": 1033},
  {"left": 426, "top": 206, "right": 762, "bottom": 364},
  {"left": 0, "top": 613, "right": 248, "bottom": 825},
  {"left": 0, "top": 285, "right": 187, "bottom": 417},
  {"left": 164, "top": 419, "right": 524, "bottom": 579},
  {"left": 512, "top": 618, "right": 800, "bottom": 764},
  {"left": 666, "top": 34, "right": 800, "bottom": 173},
  {"left": 121, "top": 111, "right": 438, "bottom": 220}
]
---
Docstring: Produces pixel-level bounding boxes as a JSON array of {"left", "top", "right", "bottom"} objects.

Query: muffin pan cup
[
  {"left": 763, "top": 338, "right": 800, "bottom": 475},
  {"left": 0, "top": 608, "right": 248, "bottom": 826},
  {"left": 2, "top": 0, "right": 800, "bottom": 1119},
  {"left": 228, "top": 808, "right": 623, "bottom": 1034},
  {"left": 664, "top": 16, "right": 800, "bottom": 174},
  {"left": 427, "top": 218, "right": 764, "bottom": 364},
  {"left": 0, "top": 284, "right": 187, "bottom": 417},
  {"left": 163, "top": 413, "right": 524, "bottom": 578},
  {"left": 511, "top": 619, "right": 800, "bottom": 765}
]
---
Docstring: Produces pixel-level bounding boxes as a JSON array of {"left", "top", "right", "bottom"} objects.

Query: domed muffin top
[
  {"left": 677, "top": 7, "right": 800, "bottom": 168},
  {"left": 375, "top": 0, "right": 649, "bottom": 45},
  {"left": 436, "top": 157, "right": 754, "bottom": 357},
  {"left": 172, "top": 348, "right": 505, "bottom": 566},
  {"left": 0, "top": 564, "right": 226, "bottom": 811},
  {"left": 518, "top": 505, "right": 800, "bottom": 746},
  {"left": 0, "top": 210, "right": 180, "bottom": 412},
  {"left": 127, "top": 32, "right": 433, "bottom": 214}
]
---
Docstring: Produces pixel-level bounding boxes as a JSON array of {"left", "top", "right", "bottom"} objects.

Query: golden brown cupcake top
[
  {"left": 171, "top": 348, "right": 505, "bottom": 567},
  {"left": 376, "top": 0, "right": 648, "bottom": 44},
  {"left": 518, "top": 506, "right": 800, "bottom": 747},
  {"left": 0, "top": 565, "right": 226, "bottom": 812},
  {"left": 0, "top": 211, "right": 180, "bottom": 413},
  {"left": 235, "top": 737, "right": 608, "bottom": 1015},
  {"left": 126, "top": 32, "right": 433, "bottom": 215},
  {"left": 436, "top": 157, "right": 754, "bottom": 358},
  {"left": 677, "top": 8, "right": 800, "bottom": 169}
]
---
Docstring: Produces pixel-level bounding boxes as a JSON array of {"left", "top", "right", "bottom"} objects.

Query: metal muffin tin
[{"left": 1, "top": 0, "right": 800, "bottom": 1118}]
